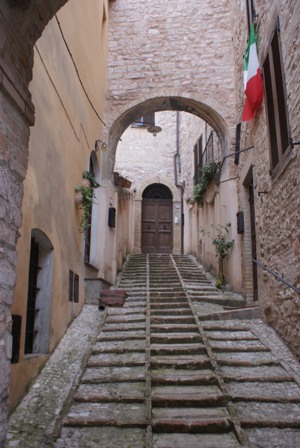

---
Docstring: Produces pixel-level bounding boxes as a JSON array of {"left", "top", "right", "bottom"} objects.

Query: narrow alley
[{"left": 6, "top": 255, "right": 300, "bottom": 448}]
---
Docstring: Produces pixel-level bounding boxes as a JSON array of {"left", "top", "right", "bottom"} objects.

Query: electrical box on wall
[
  {"left": 237, "top": 211, "right": 244, "bottom": 234},
  {"left": 108, "top": 207, "right": 116, "bottom": 228}
]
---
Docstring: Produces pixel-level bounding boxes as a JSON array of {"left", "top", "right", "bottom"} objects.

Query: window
[
  {"left": 69, "top": 270, "right": 80, "bottom": 303},
  {"left": 194, "top": 135, "right": 203, "bottom": 185},
  {"left": 84, "top": 157, "right": 95, "bottom": 263},
  {"left": 131, "top": 112, "right": 155, "bottom": 128},
  {"left": 25, "top": 231, "right": 53, "bottom": 355},
  {"left": 263, "top": 20, "right": 290, "bottom": 176},
  {"left": 246, "top": 0, "right": 256, "bottom": 33}
]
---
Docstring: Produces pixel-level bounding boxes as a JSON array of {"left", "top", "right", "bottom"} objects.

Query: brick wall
[{"left": 231, "top": 0, "right": 300, "bottom": 356}]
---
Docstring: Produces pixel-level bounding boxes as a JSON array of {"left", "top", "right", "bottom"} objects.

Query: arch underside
[{"left": 108, "top": 95, "right": 229, "bottom": 161}]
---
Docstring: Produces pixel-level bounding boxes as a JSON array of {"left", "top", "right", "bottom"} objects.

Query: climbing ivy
[{"left": 191, "top": 163, "right": 216, "bottom": 205}]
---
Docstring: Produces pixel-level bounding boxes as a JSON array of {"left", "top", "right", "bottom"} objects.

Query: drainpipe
[{"left": 174, "top": 111, "right": 184, "bottom": 254}]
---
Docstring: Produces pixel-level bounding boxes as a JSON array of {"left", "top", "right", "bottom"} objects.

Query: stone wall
[
  {"left": 231, "top": 0, "right": 300, "bottom": 355},
  {"left": 106, "top": 0, "right": 237, "bottom": 159}
]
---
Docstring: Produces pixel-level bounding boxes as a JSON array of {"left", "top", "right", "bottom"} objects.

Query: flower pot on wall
[
  {"left": 81, "top": 178, "right": 91, "bottom": 188},
  {"left": 75, "top": 190, "right": 83, "bottom": 205}
]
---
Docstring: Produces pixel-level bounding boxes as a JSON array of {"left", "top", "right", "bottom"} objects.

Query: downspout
[{"left": 174, "top": 111, "right": 184, "bottom": 254}]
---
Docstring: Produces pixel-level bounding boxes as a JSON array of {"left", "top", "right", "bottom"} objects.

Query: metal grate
[
  {"left": 25, "top": 237, "right": 40, "bottom": 354},
  {"left": 142, "top": 183, "right": 173, "bottom": 199}
]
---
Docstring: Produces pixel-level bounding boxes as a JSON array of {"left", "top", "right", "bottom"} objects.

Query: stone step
[
  {"left": 57, "top": 427, "right": 146, "bottom": 448},
  {"left": 88, "top": 352, "right": 145, "bottom": 367},
  {"left": 151, "top": 355, "right": 212, "bottom": 370},
  {"left": 63, "top": 402, "right": 146, "bottom": 427},
  {"left": 152, "top": 406, "right": 232, "bottom": 433},
  {"left": 228, "top": 381, "right": 300, "bottom": 402},
  {"left": 205, "top": 330, "right": 258, "bottom": 341},
  {"left": 151, "top": 323, "right": 199, "bottom": 333},
  {"left": 92, "top": 340, "right": 146, "bottom": 354},
  {"left": 220, "top": 365, "right": 294, "bottom": 382},
  {"left": 150, "top": 292, "right": 187, "bottom": 298},
  {"left": 97, "top": 330, "right": 146, "bottom": 341},
  {"left": 152, "top": 432, "right": 241, "bottom": 448},
  {"left": 215, "top": 351, "right": 279, "bottom": 366},
  {"left": 106, "top": 315, "right": 145, "bottom": 324},
  {"left": 110, "top": 307, "right": 146, "bottom": 315},
  {"left": 151, "top": 343, "right": 207, "bottom": 356},
  {"left": 74, "top": 382, "right": 145, "bottom": 403},
  {"left": 150, "top": 302, "right": 190, "bottom": 308},
  {"left": 150, "top": 308, "right": 193, "bottom": 316},
  {"left": 151, "top": 332, "right": 202, "bottom": 344},
  {"left": 152, "top": 385, "right": 229, "bottom": 407},
  {"left": 82, "top": 366, "right": 145, "bottom": 383},
  {"left": 236, "top": 402, "right": 300, "bottom": 428},
  {"left": 151, "top": 369, "right": 217, "bottom": 386},
  {"left": 151, "top": 315, "right": 196, "bottom": 324},
  {"left": 150, "top": 297, "right": 188, "bottom": 303},
  {"left": 102, "top": 322, "right": 146, "bottom": 332},
  {"left": 202, "top": 322, "right": 251, "bottom": 331},
  {"left": 245, "top": 428, "right": 300, "bottom": 448},
  {"left": 210, "top": 340, "right": 269, "bottom": 352}
]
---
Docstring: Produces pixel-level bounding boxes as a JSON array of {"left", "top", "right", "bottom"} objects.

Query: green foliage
[
  {"left": 82, "top": 170, "right": 100, "bottom": 189},
  {"left": 211, "top": 224, "right": 235, "bottom": 261},
  {"left": 191, "top": 163, "right": 216, "bottom": 205},
  {"left": 75, "top": 172, "right": 100, "bottom": 234},
  {"left": 200, "top": 223, "right": 234, "bottom": 286}
]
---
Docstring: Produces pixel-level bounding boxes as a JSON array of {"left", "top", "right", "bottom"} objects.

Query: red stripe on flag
[{"left": 242, "top": 69, "right": 263, "bottom": 122}]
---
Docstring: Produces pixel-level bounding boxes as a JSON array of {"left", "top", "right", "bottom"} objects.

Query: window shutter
[
  {"left": 11, "top": 315, "right": 22, "bottom": 363},
  {"left": 264, "top": 54, "right": 279, "bottom": 169},
  {"left": 74, "top": 274, "right": 79, "bottom": 303},
  {"left": 272, "top": 29, "right": 289, "bottom": 155},
  {"left": 69, "top": 270, "right": 74, "bottom": 302}
]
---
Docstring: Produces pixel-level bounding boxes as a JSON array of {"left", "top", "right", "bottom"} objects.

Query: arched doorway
[{"left": 141, "top": 183, "right": 173, "bottom": 253}]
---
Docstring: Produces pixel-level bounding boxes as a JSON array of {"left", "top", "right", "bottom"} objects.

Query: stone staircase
[{"left": 54, "top": 254, "right": 300, "bottom": 448}]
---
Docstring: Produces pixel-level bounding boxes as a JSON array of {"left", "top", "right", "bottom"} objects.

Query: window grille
[
  {"left": 25, "top": 237, "right": 40, "bottom": 354},
  {"left": 142, "top": 183, "right": 172, "bottom": 199}
]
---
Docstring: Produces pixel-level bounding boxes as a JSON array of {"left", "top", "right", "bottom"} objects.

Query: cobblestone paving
[{"left": 5, "top": 254, "right": 300, "bottom": 447}]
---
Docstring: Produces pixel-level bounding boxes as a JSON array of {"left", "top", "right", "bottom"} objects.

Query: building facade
[{"left": 0, "top": 0, "right": 299, "bottom": 444}]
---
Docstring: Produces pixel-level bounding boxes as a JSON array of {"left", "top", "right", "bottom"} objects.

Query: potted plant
[
  {"left": 75, "top": 171, "right": 100, "bottom": 233},
  {"left": 200, "top": 223, "right": 234, "bottom": 287}
]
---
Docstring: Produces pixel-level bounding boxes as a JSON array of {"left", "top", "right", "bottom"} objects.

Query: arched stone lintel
[
  {"left": 135, "top": 176, "right": 181, "bottom": 203},
  {"left": 107, "top": 93, "right": 230, "bottom": 164}
]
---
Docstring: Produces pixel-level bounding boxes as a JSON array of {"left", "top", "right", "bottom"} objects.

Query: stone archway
[{"left": 105, "top": 94, "right": 233, "bottom": 181}]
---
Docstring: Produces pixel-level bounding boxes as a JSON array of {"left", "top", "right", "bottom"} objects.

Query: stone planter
[{"left": 99, "top": 289, "right": 128, "bottom": 309}]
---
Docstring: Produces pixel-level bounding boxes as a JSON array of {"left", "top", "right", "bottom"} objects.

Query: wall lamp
[{"left": 95, "top": 139, "right": 108, "bottom": 152}]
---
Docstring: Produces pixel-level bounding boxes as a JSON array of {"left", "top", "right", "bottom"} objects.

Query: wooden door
[{"left": 142, "top": 198, "right": 173, "bottom": 253}]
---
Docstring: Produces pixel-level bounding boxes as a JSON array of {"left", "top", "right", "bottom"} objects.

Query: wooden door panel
[
  {"left": 142, "top": 198, "right": 172, "bottom": 253},
  {"left": 142, "top": 200, "right": 157, "bottom": 252}
]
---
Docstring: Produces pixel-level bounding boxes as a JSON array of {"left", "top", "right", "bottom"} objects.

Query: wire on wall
[{"left": 55, "top": 14, "right": 108, "bottom": 130}]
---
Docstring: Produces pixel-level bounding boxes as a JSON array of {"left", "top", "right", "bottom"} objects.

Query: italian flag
[{"left": 242, "top": 23, "right": 264, "bottom": 121}]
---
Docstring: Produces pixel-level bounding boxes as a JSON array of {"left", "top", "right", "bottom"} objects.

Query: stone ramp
[{"left": 5, "top": 254, "right": 300, "bottom": 448}]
